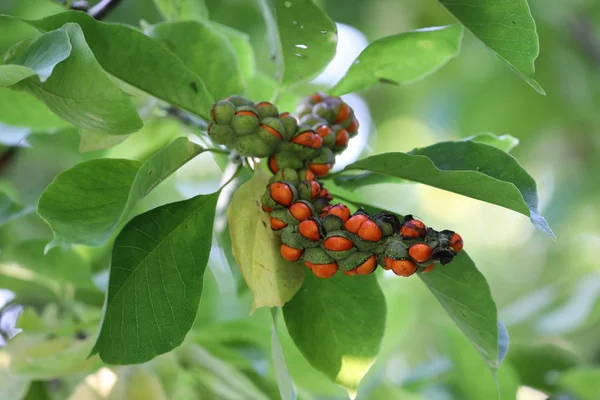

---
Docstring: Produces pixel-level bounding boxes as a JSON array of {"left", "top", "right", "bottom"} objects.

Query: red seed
[
  {"left": 450, "top": 233, "right": 464, "bottom": 253},
  {"left": 408, "top": 243, "right": 433, "bottom": 263},
  {"left": 311, "top": 93, "right": 323, "bottom": 103},
  {"left": 324, "top": 236, "right": 353, "bottom": 251},
  {"left": 335, "top": 129, "right": 349, "bottom": 147},
  {"left": 401, "top": 219, "right": 427, "bottom": 238},
  {"left": 270, "top": 217, "right": 287, "bottom": 231},
  {"left": 390, "top": 259, "right": 417, "bottom": 277},
  {"left": 262, "top": 205, "right": 272, "bottom": 212},
  {"left": 316, "top": 124, "right": 332, "bottom": 138},
  {"left": 280, "top": 112, "right": 291, "bottom": 118},
  {"left": 312, "top": 262, "right": 338, "bottom": 278},
  {"left": 304, "top": 261, "right": 314, "bottom": 270},
  {"left": 309, "top": 181, "right": 321, "bottom": 198},
  {"left": 309, "top": 163, "right": 331, "bottom": 177},
  {"left": 347, "top": 117, "right": 359, "bottom": 134},
  {"left": 344, "top": 214, "right": 369, "bottom": 233},
  {"left": 343, "top": 269, "right": 358, "bottom": 276},
  {"left": 269, "top": 182, "right": 293, "bottom": 206},
  {"left": 235, "top": 110, "right": 259, "bottom": 118},
  {"left": 335, "top": 103, "right": 351, "bottom": 124},
  {"left": 423, "top": 263, "right": 436, "bottom": 273},
  {"left": 319, "top": 188, "right": 333, "bottom": 201},
  {"left": 311, "top": 134, "right": 323, "bottom": 149},
  {"left": 269, "top": 156, "right": 279, "bottom": 173},
  {"left": 290, "top": 202, "right": 312, "bottom": 221},
  {"left": 298, "top": 220, "right": 320, "bottom": 241},
  {"left": 326, "top": 204, "right": 350, "bottom": 222},
  {"left": 260, "top": 123, "right": 282, "bottom": 140},
  {"left": 383, "top": 257, "right": 393, "bottom": 270},
  {"left": 292, "top": 132, "right": 317, "bottom": 147},
  {"left": 356, "top": 255, "right": 377, "bottom": 275},
  {"left": 304, "top": 169, "right": 316, "bottom": 181},
  {"left": 257, "top": 101, "right": 273, "bottom": 108},
  {"left": 357, "top": 220, "right": 383, "bottom": 242},
  {"left": 281, "top": 245, "right": 303, "bottom": 262}
]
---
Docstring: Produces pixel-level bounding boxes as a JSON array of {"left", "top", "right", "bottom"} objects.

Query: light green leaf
[
  {"left": 336, "top": 140, "right": 553, "bottom": 237},
  {"left": 153, "top": 0, "right": 209, "bottom": 21},
  {"left": 271, "top": 309, "right": 297, "bottom": 400},
  {"left": 331, "top": 25, "right": 463, "bottom": 95},
  {"left": 148, "top": 20, "right": 244, "bottom": 101},
  {"left": 37, "top": 137, "right": 203, "bottom": 247},
  {"left": 438, "top": 0, "right": 545, "bottom": 94},
  {"left": 91, "top": 191, "right": 219, "bottom": 364},
  {"left": 210, "top": 22, "right": 256, "bottom": 80},
  {"left": 464, "top": 133, "right": 520, "bottom": 153},
  {"left": 0, "top": 88, "right": 70, "bottom": 131},
  {"left": 0, "top": 191, "right": 30, "bottom": 225},
  {"left": 78, "top": 130, "right": 129, "bottom": 153},
  {"left": 105, "top": 365, "right": 169, "bottom": 400},
  {"left": 24, "top": 11, "right": 214, "bottom": 119},
  {"left": 282, "top": 272, "right": 386, "bottom": 392},
  {"left": 257, "top": 0, "right": 337, "bottom": 86},
  {"left": 557, "top": 366, "right": 600, "bottom": 400},
  {"left": 0, "top": 356, "right": 30, "bottom": 400},
  {"left": 227, "top": 168, "right": 305, "bottom": 311},
  {"left": 7, "top": 23, "right": 142, "bottom": 135}
]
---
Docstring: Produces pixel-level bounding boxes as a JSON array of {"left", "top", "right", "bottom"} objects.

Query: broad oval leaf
[
  {"left": 438, "top": 0, "right": 544, "bottom": 94},
  {"left": 153, "top": 0, "right": 209, "bottom": 21},
  {"left": 258, "top": 0, "right": 337, "bottom": 86},
  {"left": 90, "top": 191, "right": 219, "bottom": 364},
  {"left": 283, "top": 272, "right": 386, "bottom": 392},
  {"left": 331, "top": 25, "right": 464, "bottom": 95},
  {"left": 335, "top": 140, "right": 553, "bottom": 237},
  {"left": 7, "top": 23, "right": 142, "bottom": 135},
  {"left": 37, "top": 137, "right": 203, "bottom": 247},
  {"left": 0, "top": 88, "right": 71, "bottom": 132},
  {"left": 148, "top": 20, "right": 244, "bottom": 101},
  {"left": 25, "top": 11, "right": 214, "bottom": 120},
  {"left": 227, "top": 168, "right": 304, "bottom": 310}
]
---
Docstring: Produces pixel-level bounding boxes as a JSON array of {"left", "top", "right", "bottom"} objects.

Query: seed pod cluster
[{"left": 210, "top": 92, "right": 463, "bottom": 278}]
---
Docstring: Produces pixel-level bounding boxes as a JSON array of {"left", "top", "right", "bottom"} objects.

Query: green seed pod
[
  {"left": 321, "top": 214, "right": 344, "bottom": 233},
  {"left": 321, "top": 129, "right": 336, "bottom": 149},
  {"left": 297, "top": 180, "right": 318, "bottom": 201},
  {"left": 309, "top": 147, "right": 335, "bottom": 164},
  {"left": 279, "top": 114, "right": 298, "bottom": 141},
  {"left": 261, "top": 190, "right": 278, "bottom": 211},
  {"left": 287, "top": 200, "right": 316, "bottom": 225},
  {"left": 312, "top": 102, "right": 333, "bottom": 121},
  {"left": 270, "top": 168, "right": 299, "bottom": 185},
  {"left": 338, "top": 251, "right": 372, "bottom": 272},
  {"left": 207, "top": 123, "right": 236, "bottom": 147},
  {"left": 236, "top": 134, "right": 273, "bottom": 157},
  {"left": 257, "top": 117, "right": 285, "bottom": 147},
  {"left": 302, "top": 247, "right": 334, "bottom": 265},
  {"left": 376, "top": 253, "right": 386, "bottom": 267},
  {"left": 295, "top": 103, "right": 312, "bottom": 118},
  {"left": 312, "top": 196, "right": 331, "bottom": 214},
  {"left": 349, "top": 233, "right": 383, "bottom": 253},
  {"left": 373, "top": 212, "right": 401, "bottom": 237},
  {"left": 226, "top": 95, "right": 254, "bottom": 107},
  {"left": 210, "top": 100, "right": 236, "bottom": 125},
  {"left": 299, "top": 113, "right": 326, "bottom": 127},
  {"left": 271, "top": 209, "right": 289, "bottom": 224},
  {"left": 384, "top": 239, "right": 409, "bottom": 260},
  {"left": 256, "top": 101, "right": 279, "bottom": 119},
  {"left": 322, "top": 230, "right": 357, "bottom": 260},
  {"left": 281, "top": 226, "right": 306, "bottom": 250},
  {"left": 272, "top": 151, "right": 304, "bottom": 170},
  {"left": 269, "top": 180, "right": 299, "bottom": 205},
  {"left": 231, "top": 106, "right": 260, "bottom": 136}
]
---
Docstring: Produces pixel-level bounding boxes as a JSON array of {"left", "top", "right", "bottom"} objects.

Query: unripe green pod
[
  {"left": 321, "top": 129, "right": 336, "bottom": 149},
  {"left": 309, "top": 147, "right": 335, "bottom": 164},
  {"left": 279, "top": 113, "right": 298, "bottom": 141},
  {"left": 312, "top": 102, "right": 333, "bottom": 121},
  {"left": 297, "top": 180, "right": 319, "bottom": 201},
  {"left": 287, "top": 200, "right": 316, "bottom": 225},
  {"left": 384, "top": 239, "right": 409, "bottom": 260},
  {"left": 302, "top": 247, "right": 334, "bottom": 265},
  {"left": 338, "top": 251, "right": 372, "bottom": 272},
  {"left": 299, "top": 113, "right": 326, "bottom": 127},
  {"left": 349, "top": 233, "right": 383, "bottom": 253},
  {"left": 312, "top": 196, "right": 331, "bottom": 214},
  {"left": 376, "top": 253, "right": 386, "bottom": 267},
  {"left": 226, "top": 95, "right": 254, "bottom": 107},
  {"left": 373, "top": 212, "right": 401, "bottom": 237},
  {"left": 270, "top": 168, "right": 299, "bottom": 185},
  {"left": 261, "top": 190, "right": 278, "bottom": 211},
  {"left": 256, "top": 101, "right": 279, "bottom": 119},
  {"left": 271, "top": 209, "right": 289, "bottom": 224},
  {"left": 321, "top": 214, "right": 344, "bottom": 233},
  {"left": 272, "top": 151, "right": 304, "bottom": 170},
  {"left": 210, "top": 100, "right": 236, "bottom": 125},
  {"left": 207, "top": 123, "right": 236, "bottom": 147},
  {"left": 256, "top": 117, "right": 285, "bottom": 147},
  {"left": 295, "top": 103, "right": 312, "bottom": 118},
  {"left": 281, "top": 226, "right": 306, "bottom": 250},
  {"left": 231, "top": 106, "right": 260, "bottom": 136},
  {"left": 322, "top": 231, "right": 357, "bottom": 260},
  {"left": 236, "top": 134, "right": 273, "bottom": 157}
]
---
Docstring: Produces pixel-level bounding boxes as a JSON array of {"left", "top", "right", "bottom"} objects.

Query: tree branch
[{"left": 88, "top": 0, "right": 124, "bottom": 20}]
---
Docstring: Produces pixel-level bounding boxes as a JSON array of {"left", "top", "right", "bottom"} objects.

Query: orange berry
[
  {"left": 324, "top": 236, "right": 354, "bottom": 251},
  {"left": 312, "top": 262, "right": 338, "bottom": 278},
  {"left": 292, "top": 132, "right": 318, "bottom": 147},
  {"left": 450, "top": 233, "right": 463, "bottom": 253},
  {"left": 344, "top": 214, "right": 369, "bottom": 233},
  {"left": 347, "top": 117, "right": 359, "bottom": 134},
  {"left": 335, "top": 103, "right": 351, "bottom": 124},
  {"left": 268, "top": 156, "right": 279, "bottom": 173},
  {"left": 310, "top": 93, "right": 323, "bottom": 103},
  {"left": 390, "top": 259, "right": 417, "bottom": 277},
  {"left": 304, "top": 169, "right": 315, "bottom": 181},
  {"left": 290, "top": 202, "right": 312, "bottom": 221},
  {"left": 401, "top": 219, "right": 427, "bottom": 238},
  {"left": 320, "top": 205, "right": 332, "bottom": 216},
  {"left": 343, "top": 269, "right": 358, "bottom": 276},
  {"left": 335, "top": 129, "right": 349, "bottom": 147},
  {"left": 309, "top": 163, "right": 331, "bottom": 177},
  {"left": 269, "top": 182, "right": 293, "bottom": 206},
  {"left": 357, "top": 220, "right": 383, "bottom": 242},
  {"left": 316, "top": 124, "right": 332, "bottom": 138},
  {"left": 256, "top": 101, "right": 273, "bottom": 108},
  {"left": 281, "top": 245, "right": 303, "bottom": 262},
  {"left": 309, "top": 181, "right": 321, "bottom": 198},
  {"left": 260, "top": 123, "right": 282, "bottom": 140},
  {"left": 304, "top": 261, "right": 314, "bottom": 270},
  {"left": 326, "top": 204, "right": 350, "bottom": 222},
  {"left": 262, "top": 205, "right": 272, "bottom": 212},
  {"left": 408, "top": 243, "right": 433, "bottom": 263},
  {"left": 298, "top": 220, "right": 320, "bottom": 241},
  {"left": 270, "top": 217, "right": 287, "bottom": 231},
  {"left": 311, "top": 134, "right": 323, "bottom": 149},
  {"left": 423, "top": 263, "right": 436, "bottom": 273},
  {"left": 383, "top": 257, "right": 393, "bottom": 270},
  {"left": 280, "top": 112, "right": 291, "bottom": 118},
  {"left": 356, "top": 255, "right": 377, "bottom": 275},
  {"left": 319, "top": 188, "right": 332, "bottom": 200},
  {"left": 236, "top": 110, "right": 259, "bottom": 118}
]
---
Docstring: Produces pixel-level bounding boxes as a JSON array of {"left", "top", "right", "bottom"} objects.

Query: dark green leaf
[
  {"left": 464, "top": 133, "right": 520, "bottom": 153},
  {"left": 37, "top": 137, "right": 203, "bottom": 247},
  {"left": 257, "top": 0, "right": 337, "bottom": 86},
  {"left": 557, "top": 367, "right": 600, "bottom": 400},
  {"left": 438, "top": 0, "right": 544, "bottom": 94},
  {"left": 153, "top": 0, "right": 209, "bottom": 21},
  {"left": 271, "top": 309, "right": 297, "bottom": 400},
  {"left": 337, "top": 140, "right": 553, "bottom": 237},
  {"left": 91, "top": 192, "right": 219, "bottom": 364},
  {"left": 0, "top": 191, "right": 30, "bottom": 225},
  {"left": 25, "top": 11, "right": 214, "bottom": 119},
  {"left": 148, "top": 20, "right": 244, "bottom": 101},
  {"left": 0, "top": 28, "right": 70, "bottom": 85},
  {"left": 331, "top": 25, "right": 463, "bottom": 95},
  {"left": 283, "top": 272, "right": 386, "bottom": 391}
]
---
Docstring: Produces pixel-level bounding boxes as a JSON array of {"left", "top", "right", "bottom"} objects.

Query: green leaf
[
  {"left": 90, "top": 191, "right": 219, "bottom": 364},
  {"left": 0, "top": 28, "right": 70, "bottom": 85},
  {"left": 257, "top": 0, "right": 337, "bottom": 86},
  {"left": 420, "top": 252, "right": 500, "bottom": 372},
  {"left": 227, "top": 168, "right": 305, "bottom": 310},
  {"left": 282, "top": 272, "right": 386, "bottom": 392},
  {"left": 77, "top": 130, "right": 129, "bottom": 153},
  {"left": 438, "top": 0, "right": 545, "bottom": 94},
  {"left": 37, "top": 137, "right": 203, "bottom": 247},
  {"left": 6, "top": 23, "right": 142, "bottom": 135},
  {"left": 464, "top": 133, "right": 519, "bottom": 153},
  {"left": 271, "top": 310, "right": 297, "bottom": 400},
  {"left": 557, "top": 367, "right": 600, "bottom": 400},
  {"left": 0, "top": 191, "right": 30, "bottom": 225},
  {"left": 210, "top": 22, "right": 256, "bottom": 80},
  {"left": 0, "top": 355, "right": 30, "bottom": 400},
  {"left": 331, "top": 25, "right": 463, "bottom": 95},
  {"left": 153, "top": 0, "right": 209, "bottom": 21},
  {"left": 24, "top": 11, "right": 214, "bottom": 119},
  {"left": 148, "top": 20, "right": 244, "bottom": 101},
  {"left": 336, "top": 140, "right": 553, "bottom": 237},
  {"left": 0, "top": 88, "right": 70, "bottom": 132}
]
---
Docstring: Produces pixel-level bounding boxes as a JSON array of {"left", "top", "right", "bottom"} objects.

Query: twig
[{"left": 88, "top": 0, "right": 124, "bottom": 20}]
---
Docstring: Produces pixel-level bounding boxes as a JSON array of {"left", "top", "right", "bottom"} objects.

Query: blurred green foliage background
[{"left": 1, "top": 0, "right": 600, "bottom": 399}]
